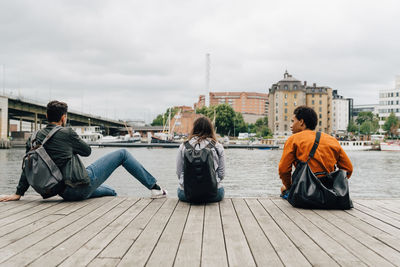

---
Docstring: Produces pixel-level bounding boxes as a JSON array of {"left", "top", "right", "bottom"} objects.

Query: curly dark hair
[
  {"left": 293, "top": 106, "right": 318, "bottom": 130},
  {"left": 47, "top": 100, "right": 68, "bottom": 122}
]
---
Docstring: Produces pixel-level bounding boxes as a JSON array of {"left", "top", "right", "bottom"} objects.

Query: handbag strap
[{"left": 308, "top": 131, "right": 321, "bottom": 160}]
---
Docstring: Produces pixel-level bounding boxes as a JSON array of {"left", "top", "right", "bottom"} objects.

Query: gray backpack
[{"left": 23, "top": 126, "right": 64, "bottom": 198}]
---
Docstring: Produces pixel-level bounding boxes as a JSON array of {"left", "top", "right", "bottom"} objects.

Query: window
[
  {"left": 319, "top": 114, "right": 322, "bottom": 118},
  {"left": 319, "top": 100, "right": 322, "bottom": 105},
  {"left": 284, "top": 85, "right": 288, "bottom": 90},
  {"left": 294, "top": 85, "right": 297, "bottom": 90},
  {"left": 285, "top": 94, "right": 287, "bottom": 98},
  {"left": 312, "top": 94, "right": 315, "bottom": 98},
  {"left": 312, "top": 100, "right": 315, "bottom": 105},
  {"left": 285, "top": 108, "right": 288, "bottom": 113},
  {"left": 284, "top": 116, "right": 287, "bottom": 121},
  {"left": 319, "top": 107, "right": 322, "bottom": 112},
  {"left": 284, "top": 125, "right": 288, "bottom": 131},
  {"left": 285, "top": 102, "right": 288, "bottom": 106},
  {"left": 294, "top": 93, "right": 297, "bottom": 99},
  {"left": 319, "top": 94, "right": 322, "bottom": 98},
  {"left": 294, "top": 101, "right": 297, "bottom": 106}
]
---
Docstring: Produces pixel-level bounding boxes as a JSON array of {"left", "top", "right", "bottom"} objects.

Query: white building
[
  {"left": 332, "top": 93, "right": 349, "bottom": 133},
  {"left": 378, "top": 76, "right": 400, "bottom": 131}
]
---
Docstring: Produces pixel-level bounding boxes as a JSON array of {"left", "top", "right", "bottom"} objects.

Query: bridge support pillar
[
  {"left": 20, "top": 118, "right": 22, "bottom": 131},
  {"left": 0, "top": 96, "right": 8, "bottom": 140},
  {"left": 34, "top": 113, "right": 38, "bottom": 131}
]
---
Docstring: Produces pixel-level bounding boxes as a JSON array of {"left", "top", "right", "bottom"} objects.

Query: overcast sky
[{"left": 1, "top": 0, "right": 399, "bottom": 122}]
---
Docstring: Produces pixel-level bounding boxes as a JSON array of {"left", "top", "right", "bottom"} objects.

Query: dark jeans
[
  {"left": 177, "top": 187, "right": 225, "bottom": 203},
  {"left": 60, "top": 149, "right": 157, "bottom": 201}
]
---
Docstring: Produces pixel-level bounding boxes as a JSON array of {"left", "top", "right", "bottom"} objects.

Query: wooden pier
[{"left": 0, "top": 196, "right": 399, "bottom": 266}]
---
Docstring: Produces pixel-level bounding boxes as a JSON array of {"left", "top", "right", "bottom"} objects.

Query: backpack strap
[
  {"left": 206, "top": 139, "right": 220, "bottom": 157},
  {"left": 41, "top": 126, "right": 63, "bottom": 146},
  {"left": 308, "top": 131, "right": 321, "bottom": 160},
  {"left": 184, "top": 141, "right": 194, "bottom": 150},
  {"left": 30, "top": 130, "right": 39, "bottom": 147}
]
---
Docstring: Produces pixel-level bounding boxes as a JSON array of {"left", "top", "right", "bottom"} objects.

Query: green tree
[
  {"left": 233, "top": 112, "right": 247, "bottom": 136},
  {"left": 360, "top": 121, "right": 374, "bottom": 135},
  {"left": 356, "top": 111, "right": 374, "bottom": 125},
  {"left": 151, "top": 107, "right": 179, "bottom": 126},
  {"left": 214, "top": 104, "right": 236, "bottom": 136},
  {"left": 253, "top": 116, "right": 271, "bottom": 137},
  {"left": 383, "top": 113, "right": 399, "bottom": 137},
  {"left": 347, "top": 119, "right": 358, "bottom": 134}
]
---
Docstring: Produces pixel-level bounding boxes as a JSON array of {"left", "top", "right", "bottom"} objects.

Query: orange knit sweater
[{"left": 278, "top": 130, "right": 353, "bottom": 189}]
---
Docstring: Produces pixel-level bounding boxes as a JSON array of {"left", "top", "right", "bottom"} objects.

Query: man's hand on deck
[{"left": 0, "top": 194, "right": 21, "bottom": 202}]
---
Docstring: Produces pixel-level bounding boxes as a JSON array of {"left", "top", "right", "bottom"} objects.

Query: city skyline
[{"left": 1, "top": 1, "right": 399, "bottom": 123}]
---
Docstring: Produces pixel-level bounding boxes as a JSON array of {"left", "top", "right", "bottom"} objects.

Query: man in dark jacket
[{"left": 0, "top": 100, "right": 167, "bottom": 202}]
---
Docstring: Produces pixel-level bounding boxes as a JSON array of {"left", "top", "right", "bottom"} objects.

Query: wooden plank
[
  {"left": 0, "top": 197, "right": 110, "bottom": 264},
  {"left": 315, "top": 209, "right": 400, "bottom": 265},
  {"left": 0, "top": 199, "right": 43, "bottom": 219},
  {"left": 345, "top": 207, "right": 400, "bottom": 237},
  {"left": 87, "top": 258, "right": 120, "bottom": 267},
  {"left": 29, "top": 198, "right": 134, "bottom": 267},
  {"left": 246, "top": 199, "right": 310, "bottom": 267},
  {"left": 232, "top": 198, "right": 282, "bottom": 266},
  {"left": 353, "top": 202, "right": 400, "bottom": 229},
  {"left": 273, "top": 199, "right": 365, "bottom": 267},
  {"left": 377, "top": 199, "right": 400, "bottom": 215},
  {"left": 327, "top": 209, "right": 400, "bottom": 252},
  {"left": 299, "top": 208, "right": 394, "bottom": 266},
  {"left": 146, "top": 201, "right": 190, "bottom": 267},
  {"left": 261, "top": 198, "right": 340, "bottom": 266},
  {"left": 2, "top": 197, "right": 124, "bottom": 266},
  {"left": 201, "top": 202, "right": 229, "bottom": 267},
  {"left": 59, "top": 198, "right": 151, "bottom": 267},
  {"left": 118, "top": 199, "right": 178, "bottom": 267},
  {"left": 219, "top": 199, "right": 256, "bottom": 267},
  {"left": 0, "top": 197, "right": 38, "bottom": 213},
  {"left": 0, "top": 202, "right": 74, "bottom": 248},
  {"left": 0, "top": 201, "right": 71, "bottom": 237},
  {"left": 98, "top": 198, "right": 166, "bottom": 259},
  {"left": 0, "top": 201, "right": 61, "bottom": 227},
  {"left": 356, "top": 199, "right": 400, "bottom": 221},
  {"left": 174, "top": 204, "right": 204, "bottom": 267}
]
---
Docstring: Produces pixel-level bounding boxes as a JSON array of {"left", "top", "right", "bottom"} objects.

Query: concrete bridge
[{"left": 0, "top": 95, "right": 127, "bottom": 140}]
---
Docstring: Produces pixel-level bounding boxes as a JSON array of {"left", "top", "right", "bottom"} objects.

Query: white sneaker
[{"left": 151, "top": 188, "right": 168, "bottom": 199}]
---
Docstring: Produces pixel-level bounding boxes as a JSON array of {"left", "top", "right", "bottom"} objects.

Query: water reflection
[{"left": 0, "top": 148, "right": 399, "bottom": 198}]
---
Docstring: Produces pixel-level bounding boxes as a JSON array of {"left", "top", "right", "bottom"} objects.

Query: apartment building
[
  {"left": 378, "top": 76, "right": 400, "bottom": 130},
  {"left": 332, "top": 90, "right": 350, "bottom": 133},
  {"left": 268, "top": 71, "right": 333, "bottom": 136}
]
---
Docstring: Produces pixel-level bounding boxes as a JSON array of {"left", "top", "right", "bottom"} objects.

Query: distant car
[{"left": 238, "top": 133, "right": 249, "bottom": 139}]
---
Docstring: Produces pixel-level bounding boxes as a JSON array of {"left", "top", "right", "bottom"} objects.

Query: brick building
[{"left": 209, "top": 92, "right": 268, "bottom": 116}]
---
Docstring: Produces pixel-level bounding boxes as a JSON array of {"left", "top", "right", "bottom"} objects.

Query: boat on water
[
  {"left": 339, "top": 141, "right": 373, "bottom": 151},
  {"left": 72, "top": 126, "right": 103, "bottom": 142},
  {"left": 380, "top": 141, "right": 400, "bottom": 151},
  {"left": 98, "top": 133, "right": 142, "bottom": 143}
]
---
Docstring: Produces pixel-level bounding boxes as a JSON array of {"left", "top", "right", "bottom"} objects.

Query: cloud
[{"left": 1, "top": 0, "right": 399, "bottom": 122}]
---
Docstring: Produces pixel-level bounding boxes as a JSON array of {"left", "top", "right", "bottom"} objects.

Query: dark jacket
[{"left": 16, "top": 124, "right": 92, "bottom": 195}]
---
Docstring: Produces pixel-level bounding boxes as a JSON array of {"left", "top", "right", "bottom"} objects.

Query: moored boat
[
  {"left": 339, "top": 141, "right": 373, "bottom": 151},
  {"left": 380, "top": 141, "right": 400, "bottom": 151}
]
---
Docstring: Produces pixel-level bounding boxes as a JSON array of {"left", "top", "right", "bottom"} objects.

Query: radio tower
[{"left": 205, "top": 53, "right": 211, "bottom": 106}]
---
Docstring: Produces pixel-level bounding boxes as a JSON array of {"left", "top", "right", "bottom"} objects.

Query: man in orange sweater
[{"left": 279, "top": 106, "right": 353, "bottom": 196}]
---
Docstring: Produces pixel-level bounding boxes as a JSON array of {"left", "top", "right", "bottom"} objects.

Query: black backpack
[
  {"left": 23, "top": 126, "right": 64, "bottom": 199},
  {"left": 183, "top": 140, "right": 218, "bottom": 203}
]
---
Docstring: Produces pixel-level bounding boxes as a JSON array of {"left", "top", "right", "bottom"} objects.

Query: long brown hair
[{"left": 188, "top": 116, "right": 217, "bottom": 141}]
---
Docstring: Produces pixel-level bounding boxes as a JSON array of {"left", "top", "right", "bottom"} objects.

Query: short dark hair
[
  {"left": 47, "top": 100, "right": 68, "bottom": 122},
  {"left": 293, "top": 106, "right": 318, "bottom": 130},
  {"left": 189, "top": 116, "right": 217, "bottom": 141}
]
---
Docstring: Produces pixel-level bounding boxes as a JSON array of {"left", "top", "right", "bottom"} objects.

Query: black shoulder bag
[{"left": 287, "top": 131, "right": 353, "bottom": 209}]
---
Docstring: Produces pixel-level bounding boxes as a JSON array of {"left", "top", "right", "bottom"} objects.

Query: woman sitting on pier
[{"left": 176, "top": 116, "right": 225, "bottom": 203}]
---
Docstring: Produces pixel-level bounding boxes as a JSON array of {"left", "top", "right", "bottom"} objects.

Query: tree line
[{"left": 347, "top": 111, "right": 399, "bottom": 137}]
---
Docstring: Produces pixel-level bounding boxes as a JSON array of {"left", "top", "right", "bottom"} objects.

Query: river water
[{"left": 1, "top": 147, "right": 399, "bottom": 198}]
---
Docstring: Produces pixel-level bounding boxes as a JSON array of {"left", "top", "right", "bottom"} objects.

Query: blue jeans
[
  {"left": 60, "top": 149, "right": 157, "bottom": 201},
  {"left": 177, "top": 187, "right": 225, "bottom": 203}
]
